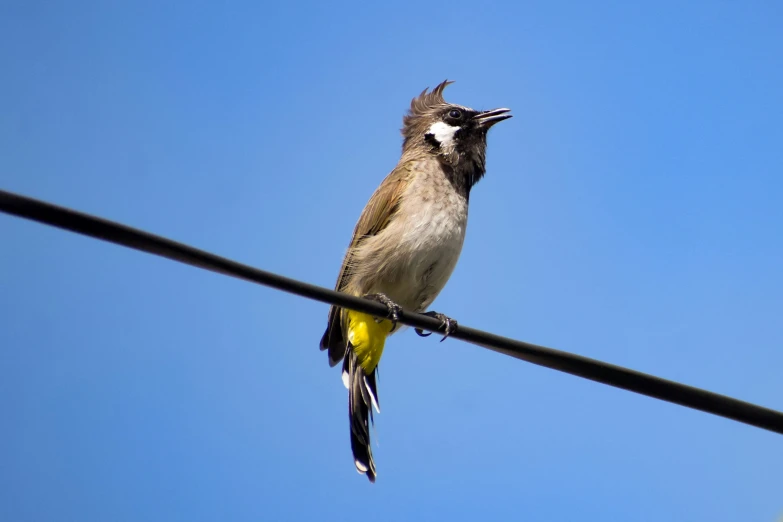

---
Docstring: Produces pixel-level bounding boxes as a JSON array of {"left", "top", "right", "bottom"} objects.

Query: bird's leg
[
  {"left": 415, "top": 311, "right": 458, "bottom": 342},
  {"left": 362, "top": 293, "right": 403, "bottom": 329}
]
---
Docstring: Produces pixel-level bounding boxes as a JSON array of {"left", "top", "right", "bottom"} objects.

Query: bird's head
[{"left": 401, "top": 80, "right": 511, "bottom": 190}]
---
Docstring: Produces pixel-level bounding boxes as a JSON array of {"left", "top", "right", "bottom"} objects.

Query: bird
[{"left": 319, "top": 80, "right": 511, "bottom": 482}]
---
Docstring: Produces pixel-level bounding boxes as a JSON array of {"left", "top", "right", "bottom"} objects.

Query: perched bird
[{"left": 320, "top": 80, "right": 511, "bottom": 482}]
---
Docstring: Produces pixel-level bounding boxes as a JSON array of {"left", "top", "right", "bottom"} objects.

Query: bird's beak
[{"left": 473, "top": 108, "right": 512, "bottom": 128}]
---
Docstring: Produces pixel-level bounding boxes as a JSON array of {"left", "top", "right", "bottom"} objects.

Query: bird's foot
[
  {"left": 415, "top": 311, "right": 458, "bottom": 342},
  {"left": 363, "top": 293, "right": 403, "bottom": 329}
]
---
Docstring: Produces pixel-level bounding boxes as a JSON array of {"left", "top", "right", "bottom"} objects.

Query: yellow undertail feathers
[{"left": 346, "top": 310, "right": 393, "bottom": 373}]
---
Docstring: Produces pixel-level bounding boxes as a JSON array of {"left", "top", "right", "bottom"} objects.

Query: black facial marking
[
  {"left": 443, "top": 107, "right": 475, "bottom": 126},
  {"left": 424, "top": 133, "right": 440, "bottom": 149}
]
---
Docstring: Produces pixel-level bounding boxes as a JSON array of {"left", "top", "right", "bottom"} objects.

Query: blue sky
[{"left": 1, "top": 1, "right": 782, "bottom": 520}]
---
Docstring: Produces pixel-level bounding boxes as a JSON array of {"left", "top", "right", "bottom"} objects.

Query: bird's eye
[{"left": 448, "top": 109, "right": 462, "bottom": 119}]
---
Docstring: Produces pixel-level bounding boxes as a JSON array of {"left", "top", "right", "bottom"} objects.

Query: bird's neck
[
  {"left": 441, "top": 160, "right": 485, "bottom": 200},
  {"left": 401, "top": 149, "right": 485, "bottom": 200}
]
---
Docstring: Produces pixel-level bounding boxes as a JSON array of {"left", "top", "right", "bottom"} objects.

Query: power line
[{"left": 2, "top": 188, "right": 782, "bottom": 436}]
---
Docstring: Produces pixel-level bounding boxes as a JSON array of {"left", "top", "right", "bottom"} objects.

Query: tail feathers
[
  {"left": 320, "top": 306, "right": 346, "bottom": 367},
  {"left": 344, "top": 343, "right": 379, "bottom": 482}
]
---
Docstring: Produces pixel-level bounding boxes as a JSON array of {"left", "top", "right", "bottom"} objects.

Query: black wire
[{"left": 2, "top": 188, "right": 782, "bottom": 435}]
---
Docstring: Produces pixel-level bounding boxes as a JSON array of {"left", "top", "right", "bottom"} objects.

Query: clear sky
[{"left": 1, "top": 1, "right": 782, "bottom": 521}]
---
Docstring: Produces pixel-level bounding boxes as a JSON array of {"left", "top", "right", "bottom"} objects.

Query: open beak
[{"left": 473, "top": 108, "right": 512, "bottom": 128}]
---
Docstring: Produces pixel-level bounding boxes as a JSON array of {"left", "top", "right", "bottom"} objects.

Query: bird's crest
[
  {"left": 401, "top": 80, "right": 459, "bottom": 148},
  {"left": 407, "top": 79, "right": 454, "bottom": 117}
]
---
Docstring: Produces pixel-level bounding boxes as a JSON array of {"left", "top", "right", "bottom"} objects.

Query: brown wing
[{"left": 319, "top": 163, "right": 412, "bottom": 367}]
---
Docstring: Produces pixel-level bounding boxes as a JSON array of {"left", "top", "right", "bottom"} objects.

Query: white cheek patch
[{"left": 427, "top": 121, "right": 460, "bottom": 147}]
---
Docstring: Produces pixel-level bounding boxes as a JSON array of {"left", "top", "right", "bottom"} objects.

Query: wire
[{"left": 2, "top": 188, "right": 782, "bottom": 435}]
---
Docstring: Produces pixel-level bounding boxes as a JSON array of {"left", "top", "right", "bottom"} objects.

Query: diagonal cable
[{"left": 2, "top": 188, "right": 782, "bottom": 435}]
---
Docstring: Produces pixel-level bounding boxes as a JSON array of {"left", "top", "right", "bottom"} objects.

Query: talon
[
  {"left": 415, "top": 327, "right": 432, "bottom": 337},
  {"left": 363, "top": 293, "right": 403, "bottom": 330},
  {"left": 439, "top": 317, "right": 458, "bottom": 342},
  {"left": 417, "top": 311, "right": 458, "bottom": 341}
]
